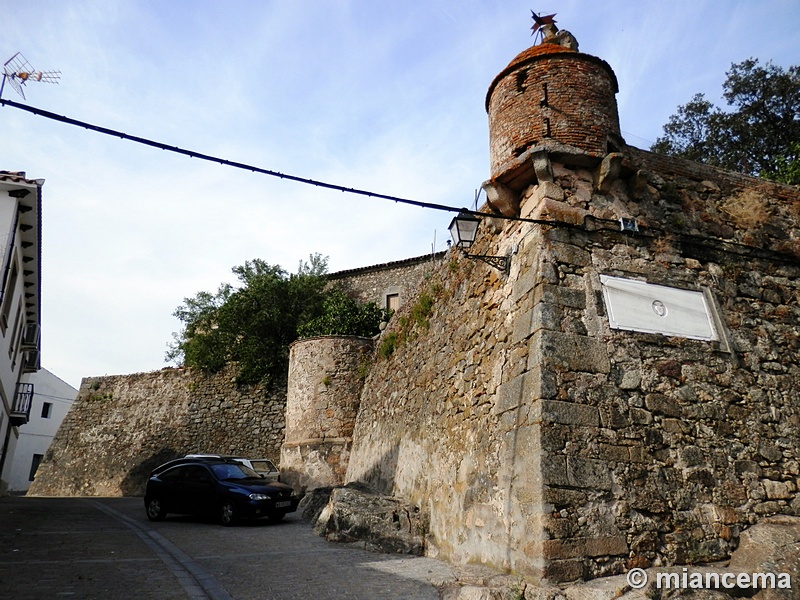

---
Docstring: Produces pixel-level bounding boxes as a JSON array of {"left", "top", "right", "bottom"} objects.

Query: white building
[
  {"left": 0, "top": 171, "right": 42, "bottom": 495},
  {"left": 7, "top": 368, "right": 76, "bottom": 493}
]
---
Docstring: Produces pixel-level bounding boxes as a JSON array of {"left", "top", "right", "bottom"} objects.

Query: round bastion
[{"left": 486, "top": 42, "right": 621, "bottom": 179}]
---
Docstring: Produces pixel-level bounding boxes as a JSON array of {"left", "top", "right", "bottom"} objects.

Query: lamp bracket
[{"left": 465, "top": 253, "right": 510, "bottom": 274}]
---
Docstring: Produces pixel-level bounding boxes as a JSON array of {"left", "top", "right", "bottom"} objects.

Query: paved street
[{"left": 0, "top": 496, "right": 454, "bottom": 599}]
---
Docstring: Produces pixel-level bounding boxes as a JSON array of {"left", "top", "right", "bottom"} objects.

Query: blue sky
[{"left": 1, "top": 1, "right": 798, "bottom": 388}]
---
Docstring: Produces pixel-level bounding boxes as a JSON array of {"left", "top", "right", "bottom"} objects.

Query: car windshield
[
  {"left": 210, "top": 463, "right": 261, "bottom": 480},
  {"left": 250, "top": 460, "right": 277, "bottom": 472}
]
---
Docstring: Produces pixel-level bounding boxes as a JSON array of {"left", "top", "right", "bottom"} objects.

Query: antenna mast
[{"left": 1, "top": 53, "right": 61, "bottom": 100}]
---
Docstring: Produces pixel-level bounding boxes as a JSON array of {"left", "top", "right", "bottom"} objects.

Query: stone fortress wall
[
  {"left": 280, "top": 335, "right": 373, "bottom": 492},
  {"left": 28, "top": 366, "right": 287, "bottom": 497},
  {"left": 345, "top": 149, "right": 800, "bottom": 582},
  {"left": 29, "top": 256, "right": 437, "bottom": 498}
]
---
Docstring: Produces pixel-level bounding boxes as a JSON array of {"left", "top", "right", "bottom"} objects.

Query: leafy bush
[
  {"left": 167, "top": 255, "right": 390, "bottom": 386},
  {"left": 166, "top": 254, "right": 329, "bottom": 386},
  {"left": 297, "top": 287, "right": 390, "bottom": 338}
]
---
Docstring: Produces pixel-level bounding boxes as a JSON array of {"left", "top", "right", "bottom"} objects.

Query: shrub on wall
[{"left": 298, "top": 287, "right": 390, "bottom": 338}]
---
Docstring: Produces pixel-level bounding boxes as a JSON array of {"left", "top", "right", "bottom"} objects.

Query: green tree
[
  {"left": 166, "top": 254, "right": 329, "bottom": 386},
  {"left": 298, "top": 287, "right": 390, "bottom": 338},
  {"left": 652, "top": 59, "right": 800, "bottom": 184}
]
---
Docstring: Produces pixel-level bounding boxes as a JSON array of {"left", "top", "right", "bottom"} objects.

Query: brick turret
[{"left": 485, "top": 34, "right": 622, "bottom": 187}]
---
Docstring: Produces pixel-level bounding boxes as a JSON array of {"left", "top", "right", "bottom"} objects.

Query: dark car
[{"left": 144, "top": 457, "right": 300, "bottom": 526}]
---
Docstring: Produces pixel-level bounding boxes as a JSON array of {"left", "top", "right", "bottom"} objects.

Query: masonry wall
[
  {"left": 329, "top": 253, "right": 444, "bottom": 308},
  {"left": 281, "top": 336, "right": 373, "bottom": 492},
  {"left": 28, "top": 366, "right": 286, "bottom": 497},
  {"left": 345, "top": 147, "right": 800, "bottom": 583}
]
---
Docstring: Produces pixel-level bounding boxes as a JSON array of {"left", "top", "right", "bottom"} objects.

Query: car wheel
[
  {"left": 268, "top": 511, "right": 286, "bottom": 522},
  {"left": 145, "top": 497, "right": 167, "bottom": 521},
  {"left": 220, "top": 501, "right": 238, "bottom": 526}
]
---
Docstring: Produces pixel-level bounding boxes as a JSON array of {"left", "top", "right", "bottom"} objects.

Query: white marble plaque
[{"left": 600, "top": 275, "right": 718, "bottom": 341}]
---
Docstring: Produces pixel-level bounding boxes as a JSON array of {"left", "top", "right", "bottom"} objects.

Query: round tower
[
  {"left": 280, "top": 335, "right": 373, "bottom": 493},
  {"left": 485, "top": 28, "right": 621, "bottom": 181}
]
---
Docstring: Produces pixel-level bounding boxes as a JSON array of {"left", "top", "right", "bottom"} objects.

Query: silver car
[{"left": 185, "top": 454, "right": 281, "bottom": 482}]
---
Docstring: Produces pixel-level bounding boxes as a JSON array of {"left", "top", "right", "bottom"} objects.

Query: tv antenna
[{"left": 1, "top": 53, "right": 61, "bottom": 100}]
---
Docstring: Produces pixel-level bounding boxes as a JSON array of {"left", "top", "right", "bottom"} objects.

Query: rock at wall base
[{"left": 312, "top": 482, "right": 427, "bottom": 555}]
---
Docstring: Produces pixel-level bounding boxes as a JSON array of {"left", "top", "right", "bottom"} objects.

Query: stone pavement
[{"left": 0, "top": 496, "right": 460, "bottom": 599}]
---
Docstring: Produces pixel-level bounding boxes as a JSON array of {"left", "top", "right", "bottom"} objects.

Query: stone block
[
  {"left": 538, "top": 400, "right": 600, "bottom": 427},
  {"left": 531, "top": 149, "right": 554, "bottom": 183},
  {"left": 628, "top": 446, "right": 650, "bottom": 463},
  {"left": 629, "top": 408, "right": 653, "bottom": 425},
  {"left": 523, "top": 197, "right": 588, "bottom": 226},
  {"left": 536, "top": 181, "right": 566, "bottom": 203},
  {"left": 532, "top": 283, "right": 586, "bottom": 309},
  {"left": 530, "top": 331, "right": 611, "bottom": 374},
  {"left": 512, "top": 268, "right": 539, "bottom": 304},
  {"left": 544, "top": 487, "right": 587, "bottom": 508},
  {"left": 315, "top": 484, "right": 426, "bottom": 555},
  {"left": 482, "top": 180, "right": 519, "bottom": 217},
  {"left": 644, "top": 393, "right": 682, "bottom": 417},
  {"left": 567, "top": 456, "right": 612, "bottom": 490},
  {"left": 542, "top": 454, "right": 569, "bottom": 487},
  {"left": 542, "top": 536, "right": 628, "bottom": 559},
  {"left": 594, "top": 152, "right": 623, "bottom": 194},
  {"left": 762, "top": 479, "right": 792, "bottom": 499},
  {"left": 597, "top": 444, "right": 630, "bottom": 462},
  {"left": 543, "top": 559, "right": 584, "bottom": 583},
  {"left": 525, "top": 365, "right": 557, "bottom": 400},
  {"left": 512, "top": 304, "right": 561, "bottom": 344},
  {"left": 550, "top": 241, "right": 592, "bottom": 267},
  {"left": 494, "top": 372, "right": 529, "bottom": 415}
]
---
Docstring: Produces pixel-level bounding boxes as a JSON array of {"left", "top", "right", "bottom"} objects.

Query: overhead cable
[{"left": 2, "top": 98, "right": 798, "bottom": 265}]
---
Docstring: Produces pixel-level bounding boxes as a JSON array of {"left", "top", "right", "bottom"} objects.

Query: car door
[
  {"left": 182, "top": 464, "right": 217, "bottom": 516},
  {"left": 155, "top": 465, "right": 189, "bottom": 513}
]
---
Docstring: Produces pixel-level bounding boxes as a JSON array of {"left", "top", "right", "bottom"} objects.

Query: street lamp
[{"left": 448, "top": 210, "right": 510, "bottom": 273}]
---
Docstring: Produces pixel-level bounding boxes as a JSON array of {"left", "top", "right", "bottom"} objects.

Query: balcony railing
[{"left": 10, "top": 382, "right": 34, "bottom": 426}]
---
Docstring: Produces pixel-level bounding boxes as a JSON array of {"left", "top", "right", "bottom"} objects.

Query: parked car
[
  {"left": 231, "top": 458, "right": 280, "bottom": 482},
  {"left": 183, "top": 454, "right": 281, "bottom": 482},
  {"left": 144, "top": 457, "right": 300, "bottom": 526}
]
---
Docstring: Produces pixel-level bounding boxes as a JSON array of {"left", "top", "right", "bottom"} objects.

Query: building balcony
[{"left": 10, "top": 382, "right": 34, "bottom": 426}]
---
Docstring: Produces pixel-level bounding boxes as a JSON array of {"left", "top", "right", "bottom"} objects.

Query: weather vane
[
  {"left": 530, "top": 10, "right": 578, "bottom": 50},
  {"left": 530, "top": 10, "right": 557, "bottom": 43},
  {"left": 1, "top": 52, "right": 61, "bottom": 101}
]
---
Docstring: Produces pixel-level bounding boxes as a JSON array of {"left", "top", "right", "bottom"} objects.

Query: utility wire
[
  {"left": 2, "top": 98, "right": 798, "bottom": 265},
  {"left": 0, "top": 98, "right": 488, "bottom": 219}
]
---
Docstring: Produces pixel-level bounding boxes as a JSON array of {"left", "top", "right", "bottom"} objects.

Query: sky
[{"left": 1, "top": 0, "right": 798, "bottom": 389}]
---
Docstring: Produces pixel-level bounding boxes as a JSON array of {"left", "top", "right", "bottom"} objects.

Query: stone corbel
[
  {"left": 531, "top": 149, "right": 554, "bottom": 183},
  {"left": 482, "top": 179, "right": 519, "bottom": 217},
  {"left": 594, "top": 152, "right": 624, "bottom": 194}
]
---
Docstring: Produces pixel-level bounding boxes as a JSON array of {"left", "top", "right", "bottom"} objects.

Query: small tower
[{"left": 485, "top": 16, "right": 622, "bottom": 196}]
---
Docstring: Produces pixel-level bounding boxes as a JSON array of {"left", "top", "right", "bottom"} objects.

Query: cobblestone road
[{"left": 0, "top": 496, "right": 455, "bottom": 599}]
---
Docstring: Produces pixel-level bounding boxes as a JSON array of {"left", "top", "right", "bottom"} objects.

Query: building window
[
  {"left": 29, "top": 453, "right": 44, "bottom": 481},
  {"left": 0, "top": 260, "right": 18, "bottom": 334},
  {"left": 385, "top": 293, "right": 400, "bottom": 313},
  {"left": 41, "top": 402, "right": 52, "bottom": 419}
]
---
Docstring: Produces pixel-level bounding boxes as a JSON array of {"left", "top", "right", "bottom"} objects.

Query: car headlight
[{"left": 249, "top": 493, "right": 271, "bottom": 501}]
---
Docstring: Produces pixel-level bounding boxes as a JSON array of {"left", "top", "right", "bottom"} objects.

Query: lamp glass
[{"left": 448, "top": 212, "right": 480, "bottom": 249}]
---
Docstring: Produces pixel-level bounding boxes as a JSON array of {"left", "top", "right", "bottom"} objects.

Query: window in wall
[
  {"left": 29, "top": 453, "right": 44, "bottom": 481},
  {"left": 9, "top": 302, "right": 22, "bottom": 361},
  {"left": 0, "top": 260, "right": 18, "bottom": 334},
  {"left": 41, "top": 402, "right": 52, "bottom": 419},
  {"left": 385, "top": 293, "right": 400, "bottom": 313}
]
